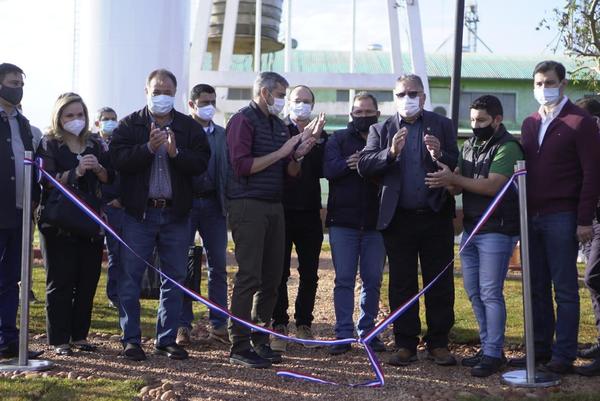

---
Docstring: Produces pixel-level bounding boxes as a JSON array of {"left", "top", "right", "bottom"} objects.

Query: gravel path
[{"left": 11, "top": 252, "right": 600, "bottom": 400}]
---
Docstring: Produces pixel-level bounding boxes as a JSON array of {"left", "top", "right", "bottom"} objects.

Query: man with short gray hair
[{"left": 226, "top": 71, "right": 316, "bottom": 368}]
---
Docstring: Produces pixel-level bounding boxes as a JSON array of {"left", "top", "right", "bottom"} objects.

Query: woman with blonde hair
[{"left": 38, "top": 92, "right": 111, "bottom": 356}]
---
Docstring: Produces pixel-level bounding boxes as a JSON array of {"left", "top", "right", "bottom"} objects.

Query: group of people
[{"left": 2, "top": 59, "right": 600, "bottom": 379}]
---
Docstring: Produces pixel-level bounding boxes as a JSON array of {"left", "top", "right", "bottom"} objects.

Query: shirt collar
[
  {"left": 538, "top": 96, "right": 569, "bottom": 122},
  {"left": 0, "top": 104, "right": 19, "bottom": 118},
  {"left": 204, "top": 121, "right": 214, "bottom": 134}
]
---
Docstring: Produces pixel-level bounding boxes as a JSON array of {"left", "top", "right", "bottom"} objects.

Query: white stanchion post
[
  {"left": 502, "top": 160, "right": 559, "bottom": 387},
  {"left": 0, "top": 151, "right": 53, "bottom": 372}
]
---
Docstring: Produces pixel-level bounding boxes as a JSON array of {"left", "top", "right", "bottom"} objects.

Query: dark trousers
[
  {"left": 42, "top": 231, "right": 103, "bottom": 346},
  {"left": 383, "top": 209, "right": 455, "bottom": 351},
  {"left": 584, "top": 219, "right": 600, "bottom": 342},
  {"left": 529, "top": 212, "right": 579, "bottom": 363},
  {"left": 0, "top": 217, "right": 22, "bottom": 348},
  {"left": 272, "top": 209, "right": 323, "bottom": 328},
  {"left": 228, "top": 198, "right": 285, "bottom": 353}
]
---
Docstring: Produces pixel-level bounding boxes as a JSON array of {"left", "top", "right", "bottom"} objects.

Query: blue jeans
[
  {"left": 329, "top": 226, "right": 385, "bottom": 339},
  {"left": 104, "top": 205, "right": 124, "bottom": 305},
  {"left": 118, "top": 208, "right": 190, "bottom": 346},
  {"left": 0, "top": 217, "right": 22, "bottom": 348},
  {"left": 179, "top": 197, "right": 228, "bottom": 330},
  {"left": 529, "top": 211, "right": 579, "bottom": 363},
  {"left": 461, "top": 231, "right": 518, "bottom": 358}
]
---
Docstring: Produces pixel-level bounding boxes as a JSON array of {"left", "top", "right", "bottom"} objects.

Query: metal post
[
  {"left": 254, "top": 0, "right": 262, "bottom": 72},
  {"left": 0, "top": 151, "right": 53, "bottom": 372},
  {"left": 502, "top": 161, "right": 559, "bottom": 387},
  {"left": 284, "top": 0, "right": 292, "bottom": 73},
  {"left": 348, "top": 0, "right": 356, "bottom": 113},
  {"left": 449, "top": 0, "right": 465, "bottom": 131}
]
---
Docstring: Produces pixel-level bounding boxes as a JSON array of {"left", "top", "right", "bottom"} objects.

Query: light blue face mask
[{"left": 100, "top": 120, "right": 118, "bottom": 134}]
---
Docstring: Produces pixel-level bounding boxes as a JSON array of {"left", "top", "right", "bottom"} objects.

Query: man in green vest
[{"left": 425, "top": 95, "right": 523, "bottom": 377}]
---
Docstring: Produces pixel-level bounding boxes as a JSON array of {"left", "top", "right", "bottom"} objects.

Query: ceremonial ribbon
[{"left": 26, "top": 158, "right": 525, "bottom": 387}]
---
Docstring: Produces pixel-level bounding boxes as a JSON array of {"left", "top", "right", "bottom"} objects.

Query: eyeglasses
[{"left": 394, "top": 91, "right": 421, "bottom": 99}]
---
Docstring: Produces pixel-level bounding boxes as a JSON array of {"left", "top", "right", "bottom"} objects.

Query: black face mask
[
  {"left": 472, "top": 124, "right": 495, "bottom": 141},
  {"left": 0, "top": 85, "right": 23, "bottom": 106},
  {"left": 352, "top": 115, "right": 378, "bottom": 133}
]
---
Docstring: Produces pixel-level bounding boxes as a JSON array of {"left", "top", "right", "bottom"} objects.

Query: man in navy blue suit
[{"left": 358, "top": 74, "right": 459, "bottom": 367}]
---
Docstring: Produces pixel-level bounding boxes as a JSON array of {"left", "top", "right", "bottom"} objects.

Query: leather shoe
[
  {"left": 461, "top": 350, "right": 483, "bottom": 367},
  {"left": 471, "top": 355, "right": 505, "bottom": 377},
  {"left": 154, "top": 343, "right": 188, "bottom": 360},
  {"left": 329, "top": 343, "right": 351, "bottom": 355},
  {"left": 388, "top": 348, "right": 418, "bottom": 366},
  {"left": 426, "top": 347, "right": 457, "bottom": 366},
  {"left": 576, "top": 358, "right": 600, "bottom": 376},
  {"left": 0, "top": 343, "right": 44, "bottom": 359},
  {"left": 254, "top": 344, "right": 282, "bottom": 364},
  {"left": 578, "top": 343, "right": 600, "bottom": 359},
  {"left": 368, "top": 337, "right": 386, "bottom": 352},
  {"left": 230, "top": 348, "right": 271, "bottom": 368},
  {"left": 508, "top": 354, "right": 551, "bottom": 368},
  {"left": 540, "top": 359, "right": 574, "bottom": 375},
  {"left": 121, "top": 343, "right": 146, "bottom": 361}
]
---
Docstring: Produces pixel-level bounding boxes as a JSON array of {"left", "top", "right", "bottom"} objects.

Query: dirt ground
[{"left": 7, "top": 252, "right": 600, "bottom": 401}]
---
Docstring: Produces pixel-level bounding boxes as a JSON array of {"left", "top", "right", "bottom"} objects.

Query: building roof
[{"left": 209, "top": 50, "right": 578, "bottom": 80}]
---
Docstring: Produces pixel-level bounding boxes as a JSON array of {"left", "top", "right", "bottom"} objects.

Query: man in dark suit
[{"left": 358, "top": 74, "right": 459, "bottom": 367}]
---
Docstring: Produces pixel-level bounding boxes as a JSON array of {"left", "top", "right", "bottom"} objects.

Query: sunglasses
[{"left": 394, "top": 91, "right": 421, "bottom": 99}]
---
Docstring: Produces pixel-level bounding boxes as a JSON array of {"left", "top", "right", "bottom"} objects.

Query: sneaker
[
  {"left": 426, "top": 347, "right": 457, "bottom": 366},
  {"left": 297, "top": 325, "right": 320, "bottom": 349},
  {"left": 576, "top": 358, "right": 600, "bottom": 376},
  {"left": 540, "top": 358, "right": 574, "bottom": 375},
  {"left": 209, "top": 325, "right": 231, "bottom": 345},
  {"left": 329, "top": 342, "right": 352, "bottom": 355},
  {"left": 508, "top": 354, "right": 551, "bottom": 368},
  {"left": 388, "top": 348, "right": 417, "bottom": 366},
  {"left": 176, "top": 327, "right": 191, "bottom": 346},
  {"left": 471, "top": 355, "right": 505, "bottom": 377},
  {"left": 229, "top": 348, "right": 271, "bottom": 369},
  {"left": 462, "top": 350, "right": 483, "bottom": 367},
  {"left": 121, "top": 343, "right": 146, "bottom": 361},
  {"left": 71, "top": 340, "right": 98, "bottom": 352},
  {"left": 254, "top": 344, "right": 282, "bottom": 364},
  {"left": 270, "top": 325, "right": 288, "bottom": 353},
  {"left": 54, "top": 344, "right": 73, "bottom": 356},
  {"left": 154, "top": 343, "right": 189, "bottom": 360},
  {"left": 579, "top": 343, "right": 600, "bottom": 359},
  {"left": 368, "top": 337, "right": 386, "bottom": 352}
]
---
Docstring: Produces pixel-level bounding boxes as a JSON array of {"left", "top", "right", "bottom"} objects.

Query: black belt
[
  {"left": 397, "top": 207, "right": 435, "bottom": 215},
  {"left": 194, "top": 191, "right": 216, "bottom": 199},
  {"left": 147, "top": 198, "right": 172, "bottom": 208}
]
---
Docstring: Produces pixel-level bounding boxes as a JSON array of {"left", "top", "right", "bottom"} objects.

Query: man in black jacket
[
  {"left": 110, "top": 69, "right": 210, "bottom": 362},
  {"left": 358, "top": 74, "right": 459, "bottom": 367},
  {"left": 271, "top": 85, "right": 327, "bottom": 353},
  {"left": 0, "top": 63, "right": 42, "bottom": 360}
]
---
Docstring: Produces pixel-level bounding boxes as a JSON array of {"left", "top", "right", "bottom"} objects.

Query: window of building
[
  {"left": 227, "top": 88, "right": 252, "bottom": 100},
  {"left": 336, "top": 90, "right": 349, "bottom": 102},
  {"left": 459, "top": 92, "right": 517, "bottom": 122}
]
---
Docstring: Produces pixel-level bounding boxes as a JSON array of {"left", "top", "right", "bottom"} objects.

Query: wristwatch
[{"left": 292, "top": 153, "right": 304, "bottom": 163}]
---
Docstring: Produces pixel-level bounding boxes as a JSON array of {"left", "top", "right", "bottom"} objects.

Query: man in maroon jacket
[{"left": 511, "top": 60, "right": 600, "bottom": 374}]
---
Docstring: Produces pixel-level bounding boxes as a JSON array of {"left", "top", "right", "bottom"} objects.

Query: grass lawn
[{"left": 0, "top": 377, "right": 141, "bottom": 401}]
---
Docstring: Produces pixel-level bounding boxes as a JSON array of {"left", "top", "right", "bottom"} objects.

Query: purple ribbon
[{"left": 26, "top": 158, "right": 525, "bottom": 387}]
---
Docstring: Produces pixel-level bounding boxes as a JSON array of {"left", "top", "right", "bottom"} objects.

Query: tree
[{"left": 539, "top": 0, "right": 600, "bottom": 89}]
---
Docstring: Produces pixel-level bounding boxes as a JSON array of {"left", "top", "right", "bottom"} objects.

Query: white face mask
[
  {"left": 196, "top": 104, "right": 216, "bottom": 121},
  {"left": 397, "top": 96, "right": 421, "bottom": 119},
  {"left": 267, "top": 93, "right": 286, "bottom": 115},
  {"left": 148, "top": 94, "right": 174, "bottom": 115},
  {"left": 534, "top": 87, "right": 561, "bottom": 106},
  {"left": 63, "top": 119, "right": 86, "bottom": 136},
  {"left": 100, "top": 120, "right": 118, "bottom": 134},
  {"left": 289, "top": 102, "right": 312, "bottom": 120}
]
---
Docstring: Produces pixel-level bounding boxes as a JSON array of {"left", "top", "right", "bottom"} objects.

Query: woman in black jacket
[{"left": 38, "top": 92, "right": 111, "bottom": 356}]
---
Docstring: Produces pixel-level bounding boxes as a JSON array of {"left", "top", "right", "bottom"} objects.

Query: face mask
[
  {"left": 289, "top": 102, "right": 312, "bottom": 120},
  {"left": 196, "top": 104, "right": 216, "bottom": 121},
  {"left": 267, "top": 92, "right": 285, "bottom": 115},
  {"left": 148, "top": 94, "right": 174, "bottom": 115},
  {"left": 472, "top": 124, "right": 495, "bottom": 141},
  {"left": 534, "top": 87, "right": 561, "bottom": 106},
  {"left": 100, "top": 120, "right": 118, "bottom": 134},
  {"left": 397, "top": 96, "right": 421, "bottom": 118},
  {"left": 63, "top": 119, "right": 86, "bottom": 136},
  {"left": 0, "top": 86, "right": 23, "bottom": 106},
  {"left": 352, "top": 115, "right": 379, "bottom": 133}
]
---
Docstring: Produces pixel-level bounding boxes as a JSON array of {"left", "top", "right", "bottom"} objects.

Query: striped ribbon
[{"left": 26, "top": 158, "right": 525, "bottom": 388}]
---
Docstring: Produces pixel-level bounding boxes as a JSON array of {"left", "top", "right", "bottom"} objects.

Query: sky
[{"left": 1, "top": 0, "right": 565, "bottom": 128}]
